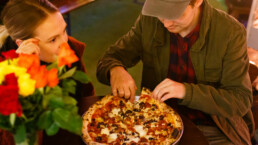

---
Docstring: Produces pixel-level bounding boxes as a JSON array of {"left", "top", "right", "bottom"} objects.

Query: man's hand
[
  {"left": 16, "top": 38, "right": 40, "bottom": 55},
  {"left": 110, "top": 66, "right": 137, "bottom": 102},
  {"left": 152, "top": 78, "right": 186, "bottom": 102},
  {"left": 252, "top": 76, "right": 258, "bottom": 90}
]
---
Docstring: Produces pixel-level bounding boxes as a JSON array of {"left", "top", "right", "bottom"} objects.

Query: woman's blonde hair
[{"left": 1, "top": 0, "right": 58, "bottom": 40}]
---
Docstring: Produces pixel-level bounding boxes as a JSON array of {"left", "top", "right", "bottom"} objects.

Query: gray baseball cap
[{"left": 142, "top": 0, "right": 191, "bottom": 20}]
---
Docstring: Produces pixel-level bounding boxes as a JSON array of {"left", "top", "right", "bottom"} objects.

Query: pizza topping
[
  {"left": 134, "top": 125, "right": 147, "bottom": 137},
  {"left": 151, "top": 104, "right": 158, "bottom": 109},
  {"left": 159, "top": 115, "right": 164, "bottom": 120},
  {"left": 112, "top": 108, "right": 120, "bottom": 115},
  {"left": 133, "top": 108, "right": 140, "bottom": 112},
  {"left": 171, "top": 128, "right": 180, "bottom": 138},
  {"left": 95, "top": 117, "right": 103, "bottom": 122},
  {"left": 127, "top": 136, "right": 140, "bottom": 143},
  {"left": 139, "top": 102, "right": 145, "bottom": 109},
  {"left": 96, "top": 136, "right": 102, "bottom": 142},
  {"left": 139, "top": 115, "right": 144, "bottom": 120},
  {"left": 101, "top": 128, "right": 110, "bottom": 135},
  {"left": 108, "top": 108, "right": 121, "bottom": 118},
  {"left": 108, "top": 133, "right": 118, "bottom": 143},
  {"left": 119, "top": 100, "right": 125, "bottom": 107}
]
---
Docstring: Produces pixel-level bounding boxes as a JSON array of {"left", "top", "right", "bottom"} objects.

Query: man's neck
[{"left": 179, "top": 7, "right": 201, "bottom": 37}]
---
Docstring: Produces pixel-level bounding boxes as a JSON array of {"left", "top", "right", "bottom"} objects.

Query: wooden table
[
  {"left": 50, "top": 0, "right": 94, "bottom": 35},
  {"left": 78, "top": 96, "right": 209, "bottom": 145}
]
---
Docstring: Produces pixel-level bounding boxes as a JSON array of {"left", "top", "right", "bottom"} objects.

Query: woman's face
[{"left": 33, "top": 12, "right": 68, "bottom": 62}]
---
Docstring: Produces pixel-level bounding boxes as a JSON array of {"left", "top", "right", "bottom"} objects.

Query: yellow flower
[
  {"left": 0, "top": 61, "right": 9, "bottom": 84},
  {"left": 0, "top": 60, "right": 27, "bottom": 81},
  {"left": 0, "top": 60, "right": 8, "bottom": 66},
  {"left": 18, "top": 73, "right": 36, "bottom": 97},
  {"left": 9, "top": 58, "right": 19, "bottom": 65}
]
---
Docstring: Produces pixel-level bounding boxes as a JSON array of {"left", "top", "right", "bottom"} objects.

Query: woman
[{"left": 0, "top": 0, "right": 94, "bottom": 144}]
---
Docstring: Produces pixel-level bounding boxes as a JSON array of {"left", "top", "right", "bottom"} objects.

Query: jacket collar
[
  {"left": 153, "top": 20, "right": 168, "bottom": 47},
  {"left": 191, "top": 0, "right": 212, "bottom": 52}
]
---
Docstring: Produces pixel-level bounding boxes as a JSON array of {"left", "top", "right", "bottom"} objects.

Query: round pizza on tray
[{"left": 82, "top": 88, "right": 183, "bottom": 145}]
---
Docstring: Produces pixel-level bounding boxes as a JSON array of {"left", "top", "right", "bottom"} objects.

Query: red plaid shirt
[
  {"left": 167, "top": 10, "right": 215, "bottom": 126},
  {"left": 167, "top": 28, "right": 198, "bottom": 83}
]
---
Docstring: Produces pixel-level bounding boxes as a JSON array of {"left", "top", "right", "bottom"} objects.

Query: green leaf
[
  {"left": 68, "top": 115, "right": 82, "bottom": 135},
  {"left": 72, "top": 71, "right": 90, "bottom": 84},
  {"left": 46, "top": 122, "right": 59, "bottom": 136},
  {"left": 9, "top": 113, "right": 16, "bottom": 127},
  {"left": 37, "top": 111, "right": 52, "bottom": 130},
  {"left": 0, "top": 114, "right": 11, "bottom": 130},
  {"left": 49, "top": 96, "right": 64, "bottom": 108},
  {"left": 42, "top": 86, "right": 62, "bottom": 108},
  {"left": 46, "top": 61, "right": 58, "bottom": 70},
  {"left": 59, "top": 67, "right": 77, "bottom": 80},
  {"left": 52, "top": 108, "right": 82, "bottom": 135},
  {"left": 64, "top": 105, "right": 79, "bottom": 114},
  {"left": 13, "top": 125, "right": 26, "bottom": 143},
  {"left": 53, "top": 108, "right": 70, "bottom": 124},
  {"left": 62, "top": 79, "right": 76, "bottom": 95},
  {"left": 63, "top": 96, "right": 77, "bottom": 105}
]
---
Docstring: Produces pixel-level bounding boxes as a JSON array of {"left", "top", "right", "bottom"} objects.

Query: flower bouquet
[{"left": 0, "top": 43, "right": 89, "bottom": 145}]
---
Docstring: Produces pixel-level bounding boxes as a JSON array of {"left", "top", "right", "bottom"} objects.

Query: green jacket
[{"left": 97, "top": 0, "right": 254, "bottom": 144}]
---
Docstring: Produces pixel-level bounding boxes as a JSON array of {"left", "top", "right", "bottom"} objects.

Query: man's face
[{"left": 159, "top": 4, "right": 199, "bottom": 34}]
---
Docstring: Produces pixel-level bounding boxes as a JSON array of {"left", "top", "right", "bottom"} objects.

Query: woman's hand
[
  {"left": 152, "top": 78, "right": 185, "bottom": 102},
  {"left": 16, "top": 38, "right": 40, "bottom": 55},
  {"left": 110, "top": 66, "right": 137, "bottom": 102}
]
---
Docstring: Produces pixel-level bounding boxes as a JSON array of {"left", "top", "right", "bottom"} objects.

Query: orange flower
[
  {"left": 47, "top": 68, "right": 59, "bottom": 88},
  {"left": 17, "top": 54, "right": 47, "bottom": 88},
  {"left": 58, "top": 43, "right": 79, "bottom": 67},
  {"left": 31, "top": 65, "right": 48, "bottom": 88},
  {"left": 18, "top": 54, "right": 40, "bottom": 70}
]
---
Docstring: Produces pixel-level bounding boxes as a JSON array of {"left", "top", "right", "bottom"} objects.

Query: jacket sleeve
[
  {"left": 97, "top": 15, "right": 143, "bottom": 85},
  {"left": 180, "top": 26, "right": 252, "bottom": 118}
]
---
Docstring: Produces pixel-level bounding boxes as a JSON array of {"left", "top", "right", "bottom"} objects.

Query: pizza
[{"left": 82, "top": 88, "right": 183, "bottom": 145}]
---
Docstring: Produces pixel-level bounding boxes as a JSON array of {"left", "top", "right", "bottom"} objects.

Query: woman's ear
[{"left": 15, "top": 39, "right": 23, "bottom": 46}]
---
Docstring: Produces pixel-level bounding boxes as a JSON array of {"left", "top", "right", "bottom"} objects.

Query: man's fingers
[
  {"left": 112, "top": 88, "right": 118, "bottom": 97},
  {"left": 152, "top": 79, "right": 171, "bottom": 100},
  {"left": 118, "top": 87, "right": 125, "bottom": 98},
  {"left": 152, "top": 79, "right": 168, "bottom": 98},
  {"left": 124, "top": 88, "right": 131, "bottom": 99},
  {"left": 129, "top": 85, "right": 136, "bottom": 103},
  {"left": 160, "top": 93, "right": 171, "bottom": 102}
]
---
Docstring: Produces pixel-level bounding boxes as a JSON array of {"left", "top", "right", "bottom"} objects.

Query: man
[{"left": 97, "top": 0, "right": 255, "bottom": 144}]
